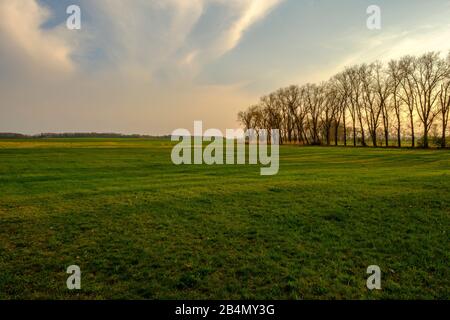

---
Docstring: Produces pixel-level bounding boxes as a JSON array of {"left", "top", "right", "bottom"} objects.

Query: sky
[{"left": 1, "top": 0, "right": 450, "bottom": 135}]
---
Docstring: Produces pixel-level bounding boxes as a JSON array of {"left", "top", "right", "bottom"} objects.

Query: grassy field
[{"left": 0, "top": 138, "right": 448, "bottom": 299}]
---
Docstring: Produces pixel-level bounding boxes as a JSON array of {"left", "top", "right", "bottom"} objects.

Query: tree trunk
[
  {"left": 326, "top": 126, "right": 331, "bottom": 146},
  {"left": 361, "top": 129, "right": 366, "bottom": 146},
  {"left": 334, "top": 121, "right": 340, "bottom": 146},
  {"left": 343, "top": 112, "right": 347, "bottom": 147},
  {"left": 442, "top": 126, "right": 446, "bottom": 148},
  {"left": 384, "top": 128, "right": 389, "bottom": 147},
  {"left": 382, "top": 110, "right": 389, "bottom": 147},
  {"left": 423, "top": 124, "right": 429, "bottom": 148},
  {"left": 360, "top": 120, "right": 366, "bottom": 147},
  {"left": 442, "top": 117, "right": 447, "bottom": 148}
]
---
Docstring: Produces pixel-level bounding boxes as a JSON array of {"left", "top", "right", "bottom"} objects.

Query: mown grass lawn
[{"left": 0, "top": 139, "right": 448, "bottom": 299}]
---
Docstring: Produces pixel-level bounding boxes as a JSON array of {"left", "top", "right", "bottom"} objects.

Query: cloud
[
  {"left": 0, "top": 0, "right": 271, "bottom": 134},
  {"left": 0, "top": 0, "right": 283, "bottom": 82},
  {"left": 219, "top": 0, "right": 283, "bottom": 54},
  {"left": 72, "top": 0, "right": 284, "bottom": 79},
  {"left": 0, "top": 0, "right": 74, "bottom": 72},
  {"left": 334, "top": 24, "right": 450, "bottom": 73}
]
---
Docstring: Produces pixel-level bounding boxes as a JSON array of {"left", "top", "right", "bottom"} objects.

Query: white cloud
[
  {"left": 0, "top": 0, "right": 267, "bottom": 134},
  {"left": 78, "top": 0, "right": 283, "bottom": 76},
  {"left": 0, "top": 0, "right": 284, "bottom": 80},
  {"left": 219, "top": 0, "right": 283, "bottom": 54},
  {"left": 0, "top": 0, "right": 74, "bottom": 72},
  {"left": 336, "top": 25, "right": 450, "bottom": 71}
]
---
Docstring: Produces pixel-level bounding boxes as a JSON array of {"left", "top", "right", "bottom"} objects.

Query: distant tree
[
  {"left": 237, "top": 51, "right": 450, "bottom": 149},
  {"left": 360, "top": 63, "right": 381, "bottom": 147},
  {"left": 373, "top": 61, "right": 392, "bottom": 147},
  {"left": 279, "top": 85, "right": 308, "bottom": 144},
  {"left": 328, "top": 77, "right": 346, "bottom": 146},
  {"left": 439, "top": 56, "right": 450, "bottom": 147},
  {"left": 305, "top": 83, "right": 325, "bottom": 145},
  {"left": 237, "top": 109, "right": 253, "bottom": 131},
  {"left": 387, "top": 59, "right": 403, "bottom": 147},
  {"left": 278, "top": 86, "right": 299, "bottom": 143},
  {"left": 260, "top": 93, "right": 283, "bottom": 144},
  {"left": 334, "top": 72, "right": 352, "bottom": 146},
  {"left": 411, "top": 52, "right": 447, "bottom": 148},
  {"left": 361, "top": 63, "right": 388, "bottom": 147},
  {"left": 346, "top": 66, "right": 363, "bottom": 146},
  {"left": 321, "top": 82, "right": 341, "bottom": 146},
  {"left": 399, "top": 55, "right": 418, "bottom": 147}
]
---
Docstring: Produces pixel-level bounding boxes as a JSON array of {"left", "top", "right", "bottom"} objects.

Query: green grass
[{"left": 0, "top": 138, "right": 449, "bottom": 299}]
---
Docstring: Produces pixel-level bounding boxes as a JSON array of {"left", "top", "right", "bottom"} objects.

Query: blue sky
[{"left": 1, "top": 0, "right": 450, "bottom": 134}]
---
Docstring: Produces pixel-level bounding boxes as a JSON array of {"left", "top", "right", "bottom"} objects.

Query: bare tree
[
  {"left": 372, "top": 61, "right": 392, "bottom": 147},
  {"left": 305, "top": 83, "right": 325, "bottom": 145},
  {"left": 360, "top": 63, "right": 382, "bottom": 147},
  {"left": 334, "top": 72, "right": 352, "bottom": 146},
  {"left": 281, "top": 85, "right": 309, "bottom": 144},
  {"left": 260, "top": 93, "right": 283, "bottom": 144},
  {"left": 321, "top": 82, "right": 340, "bottom": 146},
  {"left": 329, "top": 78, "right": 346, "bottom": 146},
  {"left": 237, "top": 109, "right": 253, "bottom": 131},
  {"left": 278, "top": 86, "right": 304, "bottom": 143},
  {"left": 248, "top": 105, "right": 264, "bottom": 137},
  {"left": 439, "top": 80, "right": 450, "bottom": 147},
  {"left": 399, "top": 56, "right": 418, "bottom": 147},
  {"left": 410, "top": 52, "right": 447, "bottom": 148},
  {"left": 346, "top": 66, "right": 364, "bottom": 146},
  {"left": 387, "top": 59, "right": 403, "bottom": 147},
  {"left": 439, "top": 54, "right": 450, "bottom": 147},
  {"left": 238, "top": 51, "right": 450, "bottom": 149}
]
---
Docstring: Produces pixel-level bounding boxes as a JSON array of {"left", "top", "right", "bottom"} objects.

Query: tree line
[
  {"left": 0, "top": 132, "right": 170, "bottom": 139},
  {"left": 238, "top": 51, "right": 450, "bottom": 148}
]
